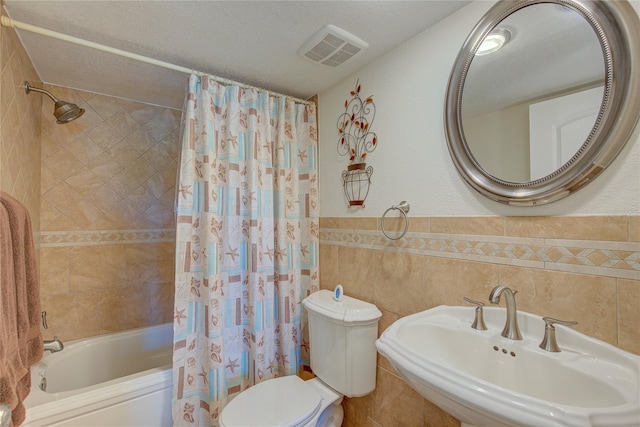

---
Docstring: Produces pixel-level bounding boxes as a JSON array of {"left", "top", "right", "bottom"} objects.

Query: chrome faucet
[
  {"left": 43, "top": 336, "right": 64, "bottom": 353},
  {"left": 489, "top": 286, "right": 522, "bottom": 340},
  {"left": 41, "top": 311, "right": 64, "bottom": 353}
]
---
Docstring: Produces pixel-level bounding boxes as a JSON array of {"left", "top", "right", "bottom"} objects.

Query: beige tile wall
[
  {"left": 320, "top": 215, "right": 640, "bottom": 427},
  {"left": 0, "top": 24, "right": 42, "bottom": 229},
  {"left": 1, "top": 25, "right": 178, "bottom": 343},
  {"left": 38, "top": 86, "right": 180, "bottom": 341}
]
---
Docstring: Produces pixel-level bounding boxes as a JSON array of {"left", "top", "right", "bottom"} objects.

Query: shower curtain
[{"left": 172, "top": 74, "right": 319, "bottom": 426}]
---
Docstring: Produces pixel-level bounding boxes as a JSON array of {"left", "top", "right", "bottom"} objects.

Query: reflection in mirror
[
  {"left": 461, "top": 3, "right": 605, "bottom": 183},
  {"left": 445, "top": 0, "right": 640, "bottom": 205}
]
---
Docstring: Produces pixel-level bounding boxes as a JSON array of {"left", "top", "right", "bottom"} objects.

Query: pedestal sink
[{"left": 375, "top": 306, "right": 640, "bottom": 427}]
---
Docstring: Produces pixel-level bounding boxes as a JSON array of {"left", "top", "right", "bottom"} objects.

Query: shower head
[{"left": 24, "top": 81, "right": 85, "bottom": 124}]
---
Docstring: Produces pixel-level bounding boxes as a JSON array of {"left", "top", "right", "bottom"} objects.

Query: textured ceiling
[
  {"left": 461, "top": 2, "right": 605, "bottom": 117},
  {"left": 3, "top": 1, "right": 471, "bottom": 109}
]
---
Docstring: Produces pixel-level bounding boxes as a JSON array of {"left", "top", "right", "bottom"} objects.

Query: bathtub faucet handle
[{"left": 41, "top": 311, "right": 48, "bottom": 329}]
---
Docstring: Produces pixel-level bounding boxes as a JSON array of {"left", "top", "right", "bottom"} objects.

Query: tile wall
[
  {"left": 1, "top": 23, "right": 180, "bottom": 343},
  {"left": 320, "top": 215, "right": 640, "bottom": 426},
  {"left": 0, "top": 24, "right": 42, "bottom": 229},
  {"left": 38, "top": 86, "right": 181, "bottom": 340}
]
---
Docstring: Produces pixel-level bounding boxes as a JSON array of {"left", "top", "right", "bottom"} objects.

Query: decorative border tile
[
  {"left": 321, "top": 228, "right": 640, "bottom": 280},
  {"left": 40, "top": 229, "right": 175, "bottom": 247},
  {"left": 41, "top": 227, "right": 639, "bottom": 278}
]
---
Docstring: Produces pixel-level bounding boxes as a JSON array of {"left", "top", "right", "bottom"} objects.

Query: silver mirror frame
[{"left": 445, "top": 0, "right": 640, "bottom": 206}]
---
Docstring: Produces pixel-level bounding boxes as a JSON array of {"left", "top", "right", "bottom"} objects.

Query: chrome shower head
[
  {"left": 24, "top": 81, "right": 85, "bottom": 124},
  {"left": 52, "top": 100, "right": 85, "bottom": 124}
]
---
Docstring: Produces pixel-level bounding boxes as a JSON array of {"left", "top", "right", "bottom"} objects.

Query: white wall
[
  {"left": 318, "top": 0, "right": 640, "bottom": 217},
  {"left": 464, "top": 102, "right": 529, "bottom": 182}
]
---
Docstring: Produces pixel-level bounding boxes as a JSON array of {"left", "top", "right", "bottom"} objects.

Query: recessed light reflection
[{"left": 476, "top": 28, "right": 512, "bottom": 56}]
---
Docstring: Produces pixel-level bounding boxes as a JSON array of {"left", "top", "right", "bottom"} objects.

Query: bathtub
[{"left": 23, "top": 323, "right": 173, "bottom": 426}]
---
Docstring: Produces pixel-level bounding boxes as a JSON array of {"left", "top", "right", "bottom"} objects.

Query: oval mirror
[{"left": 445, "top": 0, "right": 640, "bottom": 206}]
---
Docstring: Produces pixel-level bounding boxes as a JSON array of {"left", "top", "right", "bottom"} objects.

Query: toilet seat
[{"left": 220, "top": 375, "right": 323, "bottom": 427}]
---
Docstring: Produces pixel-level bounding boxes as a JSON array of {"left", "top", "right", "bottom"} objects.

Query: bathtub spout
[{"left": 43, "top": 336, "right": 64, "bottom": 353}]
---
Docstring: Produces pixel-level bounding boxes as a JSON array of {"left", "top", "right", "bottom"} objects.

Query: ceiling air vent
[{"left": 297, "top": 25, "right": 368, "bottom": 67}]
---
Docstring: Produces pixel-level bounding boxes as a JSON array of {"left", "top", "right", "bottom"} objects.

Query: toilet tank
[{"left": 303, "top": 290, "right": 382, "bottom": 397}]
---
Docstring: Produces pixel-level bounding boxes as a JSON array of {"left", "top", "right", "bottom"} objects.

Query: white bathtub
[{"left": 23, "top": 323, "right": 173, "bottom": 426}]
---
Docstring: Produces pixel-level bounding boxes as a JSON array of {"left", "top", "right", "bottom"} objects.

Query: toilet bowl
[
  {"left": 219, "top": 289, "right": 381, "bottom": 427},
  {"left": 219, "top": 376, "right": 343, "bottom": 427}
]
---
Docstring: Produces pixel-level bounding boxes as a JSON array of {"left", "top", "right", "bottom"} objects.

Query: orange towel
[{"left": 0, "top": 192, "right": 43, "bottom": 426}]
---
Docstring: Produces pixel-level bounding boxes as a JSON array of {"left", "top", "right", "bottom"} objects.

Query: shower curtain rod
[{"left": 1, "top": 15, "right": 315, "bottom": 106}]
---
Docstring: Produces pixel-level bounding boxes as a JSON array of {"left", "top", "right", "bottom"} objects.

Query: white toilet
[{"left": 220, "top": 289, "right": 382, "bottom": 427}]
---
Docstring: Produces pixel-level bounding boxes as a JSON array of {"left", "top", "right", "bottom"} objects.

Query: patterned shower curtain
[{"left": 172, "top": 74, "right": 319, "bottom": 426}]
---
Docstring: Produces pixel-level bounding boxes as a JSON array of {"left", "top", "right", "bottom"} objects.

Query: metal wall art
[{"left": 337, "top": 80, "right": 378, "bottom": 207}]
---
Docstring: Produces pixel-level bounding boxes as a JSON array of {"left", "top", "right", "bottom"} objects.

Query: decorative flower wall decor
[{"left": 337, "top": 80, "right": 378, "bottom": 207}]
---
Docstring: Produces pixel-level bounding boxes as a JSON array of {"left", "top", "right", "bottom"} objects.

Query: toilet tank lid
[{"left": 303, "top": 290, "right": 382, "bottom": 325}]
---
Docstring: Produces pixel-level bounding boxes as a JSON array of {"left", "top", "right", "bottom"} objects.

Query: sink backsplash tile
[{"left": 320, "top": 215, "right": 639, "bottom": 427}]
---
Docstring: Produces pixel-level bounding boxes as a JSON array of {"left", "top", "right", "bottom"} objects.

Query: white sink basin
[{"left": 376, "top": 306, "right": 640, "bottom": 427}]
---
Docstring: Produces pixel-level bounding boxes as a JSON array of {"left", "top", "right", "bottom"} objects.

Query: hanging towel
[{"left": 0, "top": 192, "right": 43, "bottom": 426}]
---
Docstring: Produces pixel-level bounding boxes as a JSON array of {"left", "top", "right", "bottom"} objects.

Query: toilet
[{"left": 220, "top": 289, "right": 382, "bottom": 427}]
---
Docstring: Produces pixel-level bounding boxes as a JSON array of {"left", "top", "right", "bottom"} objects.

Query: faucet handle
[
  {"left": 463, "top": 297, "right": 485, "bottom": 308},
  {"left": 463, "top": 297, "right": 487, "bottom": 330},
  {"left": 539, "top": 317, "right": 578, "bottom": 352},
  {"left": 542, "top": 317, "right": 578, "bottom": 327},
  {"left": 41, "top": 311, "right": 48, "bottom": 329}
]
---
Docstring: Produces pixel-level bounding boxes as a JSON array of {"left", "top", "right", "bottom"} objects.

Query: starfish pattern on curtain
[{"left": 173, "top": 74, "right": 319, "bottom": 426}]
